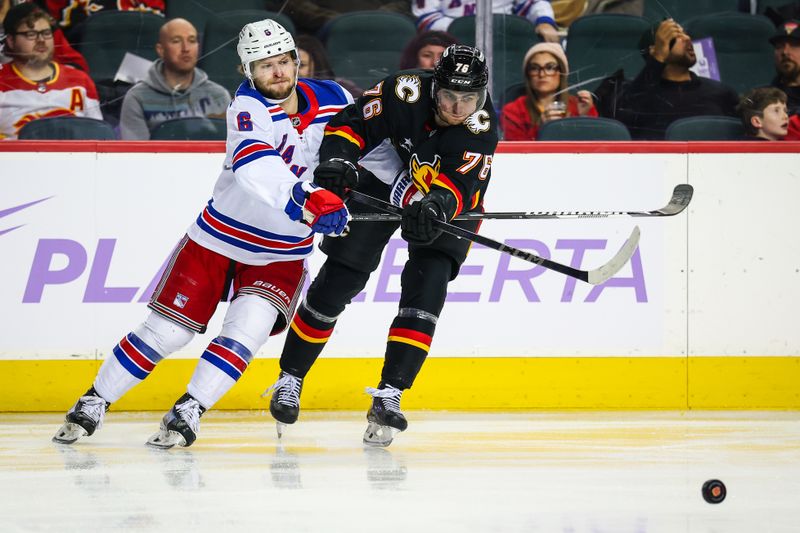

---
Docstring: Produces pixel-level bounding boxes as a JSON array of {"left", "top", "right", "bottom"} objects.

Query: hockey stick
[
  {"left": 349, "top": 184, "right": 693, "bottom": 222},
  {"left": 347, "top": 190, "right": 641, "bottom": 285}
]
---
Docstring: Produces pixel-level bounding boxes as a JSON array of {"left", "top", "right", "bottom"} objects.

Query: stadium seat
[
  {"left": 324, "top": 11, "right": 417, "bottom": 91},
  {"left": 664, "top": 115, "right": 745, "bottom": 140},
  {"left": 150, "top": 117, "right": 227, "bottom": 140},
  {"left": 447, "top": 14, "right": 539, "bottom": 98},
  {"left": 565, "top": 14, "right": 651, "bottom": 92},
  {"left": 76, "top": 11, "right": 163, "bottom": 82},
  {"left": 198, "top": 10, "right": 296, "bottom": 96},
  {"left": 165, "top": 0, "right": 267, "bottom": 41},
  {"left": 18, "top": 117, "right": 117, "bottom": 140},
  {"left": 537, "top": 116, "right": 632, "bottom": 140},
  {"left": 500, "top": 81, "right": 526, "bottom": 109},
  {"left": 642, "top": 0, "right": 739, "bottom": 22},
  {"left": 684, "top": 13, "right": 776, "bottom": 95}
]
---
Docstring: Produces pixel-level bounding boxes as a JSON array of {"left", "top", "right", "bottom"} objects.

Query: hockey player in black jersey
[{"left": 266, "top": 45, "right": 499, "bottom": 446}]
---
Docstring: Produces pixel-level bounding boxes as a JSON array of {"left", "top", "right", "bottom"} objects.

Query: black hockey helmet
[{"left": 432, "top": 44, "right": 489, "bottom": 109}]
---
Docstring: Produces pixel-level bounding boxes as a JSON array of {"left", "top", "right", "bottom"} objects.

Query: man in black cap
[
  {"left": 616, "top": 18, "right": 739, "bottom": 140},
  {"left": 769, "top": 20, "right": 800, "bottom": 116}
]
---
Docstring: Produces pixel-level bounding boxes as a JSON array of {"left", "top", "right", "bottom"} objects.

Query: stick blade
[
  {"left": 587, "top": 226, "right": 641, "bottom": 285},
  {"left": 655, "top": 184, "right": 693, "bottom": 216}
]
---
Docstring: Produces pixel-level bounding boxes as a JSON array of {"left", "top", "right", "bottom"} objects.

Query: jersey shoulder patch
[
  {"left": 394, "top": 74, "right": 423, "bottom": 103},
  {"left": 463, "top": 109, "right": 492, "bottom": 134}
]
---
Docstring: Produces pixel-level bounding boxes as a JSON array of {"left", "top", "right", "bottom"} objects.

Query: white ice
[{"left": 1, "top": 411, "right": 798, "bottom": 532}]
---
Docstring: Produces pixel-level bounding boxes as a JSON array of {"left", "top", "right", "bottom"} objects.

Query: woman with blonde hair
[{"left": 501, "top": 42, "right": 597, "bottom": 140}]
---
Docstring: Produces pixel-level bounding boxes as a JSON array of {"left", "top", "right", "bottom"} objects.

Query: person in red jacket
[{"left": 500, "top": 42, "right": 597, "bottom": 140}]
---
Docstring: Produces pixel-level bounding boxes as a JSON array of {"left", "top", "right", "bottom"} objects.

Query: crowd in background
[{"left": 1, "top": 0, "right": 799, "bottom": 140}]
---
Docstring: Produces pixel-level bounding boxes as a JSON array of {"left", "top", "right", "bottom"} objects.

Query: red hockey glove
[{"left": 285, "top": 181, "right": 350, "bottom": 235}]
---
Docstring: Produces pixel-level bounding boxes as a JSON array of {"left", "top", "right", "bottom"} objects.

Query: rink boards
[{"left": 0, "top": 141, "right": 798, "bottom": 411}]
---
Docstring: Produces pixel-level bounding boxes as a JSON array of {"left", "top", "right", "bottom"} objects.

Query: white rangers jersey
[
  {"left": 413, "top": 0, "right": 555, "bottom": 32},
  {"left": 187, "top": 78, "right": 401, "bottom": 266},
  {"left": 0, "top": 62, "right": 102, "bottom": 139}
]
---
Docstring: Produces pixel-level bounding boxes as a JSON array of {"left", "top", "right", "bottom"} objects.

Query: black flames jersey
[{"left": 320, "top": 70, "right": 499, "bottom": 217}]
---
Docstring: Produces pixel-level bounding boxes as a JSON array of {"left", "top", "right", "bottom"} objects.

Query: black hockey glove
[
  {"left": 313, "top": 158, "right": 359, "bottom": 199},
  {"left": 401, "top": 190, "right": 455, "bottom": 245}
]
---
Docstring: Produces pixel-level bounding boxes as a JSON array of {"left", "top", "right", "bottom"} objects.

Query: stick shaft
[
  {"left": 349, "top": 184, "right": 693, "bottom": 222},
  {"left": 347, "top": 190, "right": 639, "bottom": 285}
]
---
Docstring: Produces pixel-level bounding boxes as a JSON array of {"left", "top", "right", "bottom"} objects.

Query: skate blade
[
  {"left": 363, "top": 421, "right": 398, "bottom": 448},
  {"left": 276, "top": 421, "right": 287, "bottom": 440},
  {"left": 52, "top": 422, "right": 87, "bottom": 445},
  {"left": 146, "top": 429, "right": 186, "bottom": 449}
]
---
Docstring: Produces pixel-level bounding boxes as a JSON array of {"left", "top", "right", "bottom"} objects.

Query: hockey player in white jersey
[{"left": 53, "top": 19, "right": 353, "bottom": 448}]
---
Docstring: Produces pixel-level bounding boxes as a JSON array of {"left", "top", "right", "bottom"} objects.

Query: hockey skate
[
  {"left": 52, "top": 387, "right": 110, "bottom": 444},
  {"left": 263, "top": 371, "right": 303, "bottom": 439},
  {"left": 146, "top": 393, "right": 206, "bottom": 449},
  {"left": 363, "top": 383, "right": 407, "bottom": 447}
]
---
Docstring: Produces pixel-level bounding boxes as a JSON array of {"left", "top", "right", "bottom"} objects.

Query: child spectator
[{"left": 737, "top": 86, "right": 789, "bottom": 140}]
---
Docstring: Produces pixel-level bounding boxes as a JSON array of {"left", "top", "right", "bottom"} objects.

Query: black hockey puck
[{"left": 702, "top": 479, "right": 726, "bottom": 503}]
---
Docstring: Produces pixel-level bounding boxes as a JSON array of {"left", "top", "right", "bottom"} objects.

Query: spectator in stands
[
  {"left": 0, "top": 2, "right": 101, "bottom": 139},
  {"left": 285, "top": 1, "right": 411, "bottom": 37},
  {"left": 584, "top": 0, "right": 642, "bottom": 15},
  {"left": 552, "top": 0, "right": 643, "bottom": 28},
  {"left": 399, "top": 30, "right": 458, "bottom": 69},
  {"left": 296, "top": 34, "right": 335, "bottom": 79},
  {"left": 616, "top": 19, "right": 739, "bottom": 140},
  {"left": 119, "top": 17, "right": 230, "bottom": 140},
  {"left": 769, "top": 20, "right": 800, "bottom": 113},
  {"left": 414, "top": 1, "right": 560, "bottom": 43},
  {"left": 295, "top": 34, "right": 362, "bottom": 98},
  {"left": 44, "top": 0, "right": 164, "bottom": 44},
  {"left": 0, "top": 0, "right": 88, "bottom": 71},
  {"left": 500, "top": 42, "right": 597, "bottom": 140},
  {"left": 768, "top": 20, "right": 800, "bottom": 139},
  {"left": 737, "top": 86, "right": 789, "bottom": 140}
]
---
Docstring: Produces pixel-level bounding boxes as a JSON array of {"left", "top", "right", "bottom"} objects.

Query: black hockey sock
[
  {"left": 381, "top": 314, "right": 436, "bottom": 389},
  {"left": 279, "top": 303, "right": 336, "bottom": 378}
]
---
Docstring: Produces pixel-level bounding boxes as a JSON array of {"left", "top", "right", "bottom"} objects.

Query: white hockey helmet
[{"left": 237, "top": 19, "right": 296, "bottom": 82}]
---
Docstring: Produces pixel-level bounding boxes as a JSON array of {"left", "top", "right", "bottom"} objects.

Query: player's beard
[{"left": 256, "top": 76, "right": 295, "bottom": 100}]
